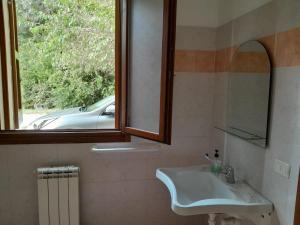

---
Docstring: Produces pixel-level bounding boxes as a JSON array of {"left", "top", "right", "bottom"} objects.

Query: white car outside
[{"left": 22, "top": 96, "right": 115, "bottom": 130}]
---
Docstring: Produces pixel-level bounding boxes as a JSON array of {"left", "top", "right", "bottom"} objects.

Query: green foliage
[{"left": 17, "top": 0, "right": 115, "bottom": 109}]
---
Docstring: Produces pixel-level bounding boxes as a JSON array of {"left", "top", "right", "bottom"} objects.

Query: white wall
[
  {"left": 177, "top": 0, "right": 273, "bottom": 28},
  {"left": 217, "top": 0, "right": 272, "bottom": 26},
  {"left": 176, "top": 0, "right": 219, "bottom": 27}
]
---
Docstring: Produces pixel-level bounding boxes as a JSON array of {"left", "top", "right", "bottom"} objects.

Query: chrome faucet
[
  {"left": 221, "top": 165, "right": 235, "bottom": 184},
  {"left": 204, "top": 152, "right": 235, "bottom": 184}
]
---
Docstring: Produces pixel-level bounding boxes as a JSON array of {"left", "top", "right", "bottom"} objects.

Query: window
[
  {"left": 0, "top": 0, "right": 176, "bottom": 144},
  {"left": 8, "top": 0, "right": 117, "bottom": 131}
]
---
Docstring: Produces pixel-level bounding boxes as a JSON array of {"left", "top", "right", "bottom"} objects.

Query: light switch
[{"left": 274, "top": 159, "right": 291, "bottom": 178}]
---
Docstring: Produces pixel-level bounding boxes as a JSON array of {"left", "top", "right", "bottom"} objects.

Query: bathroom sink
[{"left": 156, "top": 166, "right": 273, "bottom": 216}]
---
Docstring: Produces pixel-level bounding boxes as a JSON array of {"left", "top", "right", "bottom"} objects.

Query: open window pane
[
  {"left": 128, "top": 0, "right": 163, "bottom": 134},
  {"left": 12, "top": 0, "right": 117, "bottom": 130},
  {"left": 122, "top": 0, "right": 176, "bottom": 143}
]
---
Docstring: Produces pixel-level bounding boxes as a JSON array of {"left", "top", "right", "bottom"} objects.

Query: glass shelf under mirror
[{"left": 215, "top": 126, "right": 267, "bottom": 147}]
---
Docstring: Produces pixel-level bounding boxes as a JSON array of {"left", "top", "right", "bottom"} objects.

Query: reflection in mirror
[{"left": 216, "top": 41, "right": 272, "bottom": 147}]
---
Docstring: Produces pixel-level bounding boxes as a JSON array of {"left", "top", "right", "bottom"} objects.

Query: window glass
[
  {"left": 127, "top": 0, "right": 164, "bottom": 134},
  {"left": 15, "top": 0, "right": 116, "bottom": 130}
]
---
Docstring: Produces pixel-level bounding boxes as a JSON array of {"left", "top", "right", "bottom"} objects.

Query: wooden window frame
[
  {"left": 8, "top": 0, "right": 21, "bottom": 129},
  {"left": 0, "top": 0, "right": 176, "bottom": 145},
  {"left": 0, "top": 1, "right": 10, "bottom": 130}
]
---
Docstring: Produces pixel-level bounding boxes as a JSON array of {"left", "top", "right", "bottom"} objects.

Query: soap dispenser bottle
[{"left": 211, "top": 149, "right": 222, "bottom": 175}]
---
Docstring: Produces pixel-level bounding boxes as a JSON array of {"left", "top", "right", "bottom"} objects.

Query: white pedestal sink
[{"left": 156, "top": 166, "right": 273, "bottom": 225}]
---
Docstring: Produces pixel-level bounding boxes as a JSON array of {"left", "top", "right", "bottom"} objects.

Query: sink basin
[{"left": 156, "top": 166, "right": 273, "bottom": 216}]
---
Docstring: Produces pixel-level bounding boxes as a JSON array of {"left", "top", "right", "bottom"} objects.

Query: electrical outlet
[{"left": 274, "top": 159, "right": 291, "bottom": 178}]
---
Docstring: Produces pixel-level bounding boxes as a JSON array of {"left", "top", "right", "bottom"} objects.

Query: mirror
[
  {"left": 102, "top": 105, "right": 115, "bottom": 116},
  {"left": 216, "top": 41, "right": 272, "bottom": 147}
]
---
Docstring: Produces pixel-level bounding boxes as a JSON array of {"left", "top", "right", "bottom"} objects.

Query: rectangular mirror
[{"left": 216, "top": 41, "right": 272, "bottom": 148}]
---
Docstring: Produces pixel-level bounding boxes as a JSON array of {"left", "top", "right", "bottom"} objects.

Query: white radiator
[{"left": 37, "top": 166, "right": 80, "bottom": 225}]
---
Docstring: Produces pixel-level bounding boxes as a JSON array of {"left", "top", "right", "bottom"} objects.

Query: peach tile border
[
  {"left": 215, "top": 47, "right": 236, "bottom": 73},
  {"left": 175, "top": 26, "right": 300, "bottom": 73},
  {"left": 175, "top": 50, "right": 215, "bottom": 73},
  {"left": 275, "top": 27, "right": 300, "bottom": 67}
]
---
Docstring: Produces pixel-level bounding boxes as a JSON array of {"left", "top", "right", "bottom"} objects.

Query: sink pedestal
[
  {"left": 208, "top": 214, "right": 216, "bottom": 225},
  {"left": 245, "top": 212, "right": 272, "bottom": 225},
  {"left": 219, "top": 212, "right": 273, "bottom": 225},
  {"left": 220, "top": 216, "right": 241, "bottom": 225}
]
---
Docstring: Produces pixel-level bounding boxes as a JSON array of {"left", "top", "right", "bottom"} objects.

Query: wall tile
[
  {"left": 0, "top": 150, "right": 9, "bottom": 225},
  {"left": 231, "top": 2, "right": 276, "bottom": 47},
  {"left": 274, "top": 0, "right": 300, "bottom": 33},
  {"left": 216, "top": 22, "right": 234, "bottom": 50},
  {"left": 176, "top": 26, "right": 216, "bottom": 51},
  {"left": 275, "top": 28, "right": 300, "bottom": 67}
]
